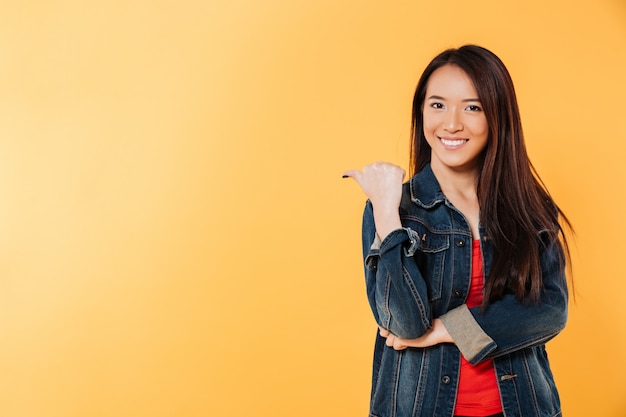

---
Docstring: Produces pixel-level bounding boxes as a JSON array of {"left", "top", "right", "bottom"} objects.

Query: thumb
[{"left": 342, "top": 169, "right": 362, "bottom": 182}]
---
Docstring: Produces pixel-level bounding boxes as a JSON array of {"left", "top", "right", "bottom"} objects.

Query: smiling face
[{"left": 422, "top": 64, "right": 488, "bottom": 175}]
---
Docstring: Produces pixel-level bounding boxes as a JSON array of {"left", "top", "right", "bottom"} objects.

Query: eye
[
  {"left": 466, "top": 104, "right": 482, "bottom": 112},
  {"left": 430, "top": 102, "right": 445, "bottom": 109}
]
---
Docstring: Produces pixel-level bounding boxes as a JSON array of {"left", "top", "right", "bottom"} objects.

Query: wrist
[
  {"left": 372, "top": 206, "right": 401, "bottom": 241},
  {"left": 433, "top": 319, "right": 453, "bottom": 344}
]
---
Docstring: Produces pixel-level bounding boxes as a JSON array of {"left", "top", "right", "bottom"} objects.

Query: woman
[{"left": 343, "top": 45, "right": 571, "bottom": 417}]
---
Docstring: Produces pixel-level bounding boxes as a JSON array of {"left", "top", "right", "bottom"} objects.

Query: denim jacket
[{"left": 361, "top": 164, "right": 568, "bottom": 417}]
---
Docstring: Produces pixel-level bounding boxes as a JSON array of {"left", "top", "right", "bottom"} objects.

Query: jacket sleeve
[
  {"left": 440, "top": 236, "right": 568, "bottom": 365},
  {"left": 361, "top": 200, "right": 432, "bottom": 339}
]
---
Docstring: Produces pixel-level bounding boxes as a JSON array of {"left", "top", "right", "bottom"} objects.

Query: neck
[
  {"left": 430, "top": 160, "right": 479, "bottom": 198},
  {"left": 429, "top": 160, "right": 482, "bottom": 239}
]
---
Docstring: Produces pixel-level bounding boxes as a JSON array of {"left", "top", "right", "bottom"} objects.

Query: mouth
[{"left": 439, "top": 137, "right": 468, "bottom": 148}]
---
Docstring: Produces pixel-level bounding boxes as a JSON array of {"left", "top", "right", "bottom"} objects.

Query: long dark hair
[{"left": 410, "top": 45, "right": 572, "bottom": 304}]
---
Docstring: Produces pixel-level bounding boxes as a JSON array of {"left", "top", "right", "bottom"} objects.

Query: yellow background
[{"left": 0, "top": 0, "right": 625, "bottom": 416}]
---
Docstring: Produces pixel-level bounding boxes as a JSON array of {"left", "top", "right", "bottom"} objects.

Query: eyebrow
[{"left": 427, "top": 95, "right": 481, "bottom": 102}]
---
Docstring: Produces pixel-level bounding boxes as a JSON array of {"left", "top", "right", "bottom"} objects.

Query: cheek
[
  {"left": 422, "top": 113, "right": 436, "bottom": 135},
  {"left": 472, "top": 117, "right": 489, "bottom": 138}
]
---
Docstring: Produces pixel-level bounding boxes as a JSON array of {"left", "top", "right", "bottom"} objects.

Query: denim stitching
[
  {"left": 521, "top": 350, "right": 541, "bottom": 416},
  {"left": 382, "top": 271, "right": 392, "bottom": 329},
  {"left": 401, "top": 264, "right": 429, "bottom": 330},
  {"left": 411, "top": 349, "right": 428, "bottom": 416},
  {"left": 389, "top": 352, "right": 402, "bottom": 417}
]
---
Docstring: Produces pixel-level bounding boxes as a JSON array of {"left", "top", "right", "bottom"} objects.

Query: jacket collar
[{"left": 409, "top": 163, "right": 447, "bottom": 208}]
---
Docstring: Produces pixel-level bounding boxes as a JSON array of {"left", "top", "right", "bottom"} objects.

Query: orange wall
[{"left": 0, "top": 1, "right": 624, "bottom": 416}]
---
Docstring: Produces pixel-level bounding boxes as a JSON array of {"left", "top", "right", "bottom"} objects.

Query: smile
[{"left": 439, "top": 137, "right": 468, "bottom": 147}]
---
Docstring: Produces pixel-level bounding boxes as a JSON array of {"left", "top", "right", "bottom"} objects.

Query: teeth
[{"left": 441, "top": 138, "right": 466, "bottom": 146}]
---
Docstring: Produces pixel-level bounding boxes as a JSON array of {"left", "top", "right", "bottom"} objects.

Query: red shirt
[{"left": 453, "top": 240, "right": 503, "bottom": 416}]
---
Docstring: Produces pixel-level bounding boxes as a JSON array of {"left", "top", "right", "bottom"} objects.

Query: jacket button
[
  {"left": 453, "top": 289, "right": 463, "bottom": 298},
  {"left": 441, "top": 375, "right": 451, "bottom": 385},
  {"left": 456, "top": 239, "right": 465, "bottom": 247}
]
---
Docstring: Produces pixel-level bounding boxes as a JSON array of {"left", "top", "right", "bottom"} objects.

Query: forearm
[
  {"left": 380, "top": 319, "right": 453, "bottom": 350},
  {"left": 440, "top": 289, "right": 567, "bottom": 364},
  {"left": 363, "top": 203, "right": 432, "bottom": 339}
]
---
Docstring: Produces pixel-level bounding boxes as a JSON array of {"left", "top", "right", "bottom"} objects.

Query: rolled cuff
[
  {"left": 440, "top": 305, "right": 497, "bottom": 365},
  {"left": 370, "top": 233, "right": 382, "bottom": 250},
  {"left": 371, "top": 227, "right": 420, "bottom": 255}
]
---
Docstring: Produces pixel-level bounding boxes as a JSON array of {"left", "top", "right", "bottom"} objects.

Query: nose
[{"left": 444, "top": 109, "right": 463, "bottom": 132}]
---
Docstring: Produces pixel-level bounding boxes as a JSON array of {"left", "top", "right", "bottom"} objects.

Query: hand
[
  {"left": 378, "top": 319, "right": 453, "bottom": 351},
  {"left": 343, "top": 162, "right": 405, "bottom": 211},
  {"left": 343, "top": 162, "right": 406, "bottom": 239}
]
